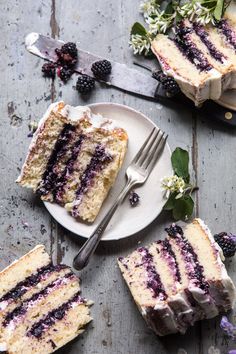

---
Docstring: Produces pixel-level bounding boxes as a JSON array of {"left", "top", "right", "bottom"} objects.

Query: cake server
[
  {"left": 25, "top": 32, "right": 236, "bottom": 126},
  {"left": 73, "top": 128, "right": 168, "bottom": 270}
]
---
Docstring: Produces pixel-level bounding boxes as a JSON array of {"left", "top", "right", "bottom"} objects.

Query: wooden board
[{"left": 0, "top": 1, "right": 236, "bottom": 353}]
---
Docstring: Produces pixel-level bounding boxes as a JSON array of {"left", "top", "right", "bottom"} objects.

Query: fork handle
[{"left": 73, "top": 179, "right": 135, "bottom": 270}]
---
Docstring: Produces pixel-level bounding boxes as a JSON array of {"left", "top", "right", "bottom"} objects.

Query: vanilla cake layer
[
  {"left": 151, "top": 34, "right": 222, "bottom": 106},
  {"left": 0, "top": 245, "right": 92, "bottom": 353},
  {"left": 118, "top": 219, "right": 235, "bottom": 336},
  {"left": 151, "top": 12, "right": 236, "bottom": 106},
  {"left": 17, "top": 101, "right": 128, "bottom": 222}
]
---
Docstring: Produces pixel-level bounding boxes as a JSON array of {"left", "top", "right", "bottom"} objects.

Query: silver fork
[{"left": 73, "top": 127, "right": 168, "bottom": 270}]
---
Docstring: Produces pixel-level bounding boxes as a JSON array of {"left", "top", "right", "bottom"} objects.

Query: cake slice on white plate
[
  {"left": 17, "top": 101, "right": 128, "bottom": 222},
  {"left": 118, "top": 218, "right": 235, "bottom": 336},
  {"left": 0, "top": 245, "right": 92, "bottom": 354},
  {"left": 151, "top": 5, "right": 236, "bottom": 106}
]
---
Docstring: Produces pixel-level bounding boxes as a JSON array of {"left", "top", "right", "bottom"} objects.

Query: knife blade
[{"left": 25, "top": 32, "right": 236, "bottom": 126}]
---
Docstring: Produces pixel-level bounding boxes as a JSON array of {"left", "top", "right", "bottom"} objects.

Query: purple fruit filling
[
  {"left": 161, "top": 239, "right": 181, "bottom": 283},
  {"left": 52, "top": 135, "right": 85, "bottom": 202},
  {"left": 165, "top": 224, "right": 209, "bottom": 293},
  {"left": 37, "top": 123, "right": 76, "bottom": 196},
  {"left": 3, "top": 273, "right": 73, "bottom": 327},
  {"left": 174, "top": 24, "right": 212, "bottom": 71},
  {"left": 72, "top": 144, "right": 113, "bottom": 217},
  {"left": 138, "top": 247, "right": 167, "bottom": 300},
  {"left": 0, "top": 264, "right": 68, "bottom": 303},
  {"left": 193, "top": 23, "right": 226, "bottom": 63},
  {"left": 27, "top": 292, "right": 84, "bottom": 339},
  {"left": 218, "top": 19, "right": 236, "bottom": 50}
]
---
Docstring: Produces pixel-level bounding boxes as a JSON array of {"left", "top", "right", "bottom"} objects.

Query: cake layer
[
  {"left": 17, "top": 101, "right": 128, "bottom": 222},
  {"left": 151, "top": 34, "right": 222, "bottom": 106},
  {"left": 0, "top": 246, "right": 93, "bottom": 353},
  {"left": 0, "top": 245, "right": 50, "bottom": 298},
  {"left": 9, "top": 295, "right": 92, "bottom": 354},
  {"left": 118, "top": 219, "right": 235, "bottom": 336}
]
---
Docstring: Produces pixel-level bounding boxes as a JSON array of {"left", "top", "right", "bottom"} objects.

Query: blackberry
[
  {"left": 76, "top": 74, "right": 95, "bottom": 94},
  {"left": 57, "top": 66, "right": 73, "bottom": 83},
  {"left": 129, "top": 191, "right": 140, "bottom": 207},
  {"left": 41, "top": 63, "right": 56, "bottom": 79},
  {"left": 55, "top": 42, "right": 77, "bottom": 67},
  {"left": 152, "top": 70, "right": 180, "bottom": 96},
  {"left": 165, "top": 224, "right": 184, "bottom": 238},
  {"left": 91, "top": 60, "right": 112, "bottom": 78},
  {"left": 214, "top": 232, "right": 236, "bottom": 258}
]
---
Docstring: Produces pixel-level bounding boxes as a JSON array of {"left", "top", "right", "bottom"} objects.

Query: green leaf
[
  {"left": 163, "top": 192, "right": 177, "bottom": 211},
  {"left": 164, "top": 2, "right": 174, "bottom": 15},
  {"left": 172, "top": 195, "right": 194, "bottom": 221},
  {"left": 214, "top": 0, "right": 224, "bottom": 20},
  {"left": 131, "top": 22, "right": 147, "bottom": 36},
  {"left": 171, "top": 147, "right": 190, "bottom": 182}
]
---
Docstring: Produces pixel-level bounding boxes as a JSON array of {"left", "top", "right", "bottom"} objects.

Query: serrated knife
[{"left": 25, "top": 32, "right": 236, "bottom": 126}]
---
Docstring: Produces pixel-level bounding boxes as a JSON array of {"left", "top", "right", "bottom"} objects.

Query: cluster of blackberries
[
  {"left": 42, "top": 42, "right": 78, "bottom": 82},
  {"left": 152, "top": 70, "right": 180, "bottom": 96},
  {"left": 42, "top": 42, "right": 112, "bottom": 95},
  {"left": 214, "top": 232, "right": 236, "bottom": 258},
  {"left": 76, "top": 59, "right": 112, "bottom": 94}
]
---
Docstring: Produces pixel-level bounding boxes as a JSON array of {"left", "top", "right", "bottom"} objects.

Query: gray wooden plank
[
  {"left": 51, "top": 1, "right": 199, "bottom": 354},
  {"left": 0, "top": 1, "right": 53, "bottom": 266}
]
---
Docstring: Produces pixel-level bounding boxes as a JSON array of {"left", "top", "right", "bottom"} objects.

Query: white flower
[
  {"left": 161, "top": 175, "right": 186, "bottom": 199},
  {"left": 129, "top": 34, "right": 152, "bottom": 56}
]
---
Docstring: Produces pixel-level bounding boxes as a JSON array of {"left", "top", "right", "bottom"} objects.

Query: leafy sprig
[
  {"left": 161, "top": 147, "right": 198, "bottom": 221},
  {"left": 130, "top": 0, "right": 232, "bottom": 56}
]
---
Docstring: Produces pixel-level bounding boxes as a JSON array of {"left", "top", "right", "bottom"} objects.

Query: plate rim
[{"left": 44, "top": 102, "right": 172, "bottom": 241}]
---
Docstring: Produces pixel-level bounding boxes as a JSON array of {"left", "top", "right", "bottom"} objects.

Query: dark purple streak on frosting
[
  {"left": 138, "top": 247, "right": 167, "bottom": 300},
  {"left": 173, "top": 24, "right": 212, "bottom": 71},
  {"left": 27, "top": 292, "right": 85, "bottom": 339},
  {"left": 217, "top": 19, "right": 236, "bottom": 51},
  {"left": 72, "top": 144, "right": 113, "bottom": 217},
  {"left": 37, "top": 123, "right": 76, "bottom": 196},
  {"left": 193, "top": 23, "right": 226, "bottom": 63},
  {"left": 3, "top": 272, "right": 74, "bottom": 327},
  {"left": 0, "top": 264, "right": 68, "bottom": 303},
  {"left": 165, "top": 224, "right": 209, "bottom": 293},
  {"left": 53, "top": 134, "right": 85, "bottom": 203}
]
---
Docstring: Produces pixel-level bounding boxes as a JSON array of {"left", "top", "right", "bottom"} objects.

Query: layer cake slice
[
  {"left": 17, "top": 101, "right": 128, "bottom": 222},
  {"left": 0, "top": 245, "right": 92, "bottom": 353},
  {"left": 118, "top": 218, "right": 235, "bottom": 336}
]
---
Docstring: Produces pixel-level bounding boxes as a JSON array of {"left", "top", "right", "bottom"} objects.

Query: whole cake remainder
[
  {"left": 118, "top": 219, "right": 235, "bottom": 336},
  {"left": 151, "top": 3, "right": 236, "bottom": 106},
  {"left": 0, "top": 245, "right": 92, "bottom": 354},
  {"left": 17, "top": 101, "right": 128, "bottom": 222}
]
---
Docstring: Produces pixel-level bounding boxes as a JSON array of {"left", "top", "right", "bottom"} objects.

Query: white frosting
[{"left": 0, "top": 343, "right": 7, "bottom": 351}]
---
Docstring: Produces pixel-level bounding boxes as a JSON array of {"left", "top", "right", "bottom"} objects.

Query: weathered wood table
[{"left": 1, "top": 1, "right": 236, "bottom": 353}]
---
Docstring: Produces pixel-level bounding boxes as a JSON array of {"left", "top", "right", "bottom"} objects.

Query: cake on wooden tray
[{"left": 118, "top": 218, "right": 235, "bottom": 336}]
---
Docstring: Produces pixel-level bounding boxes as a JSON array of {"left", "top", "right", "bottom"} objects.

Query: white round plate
[
  {"left": 216, "top": 89, "right": 236, "bottom": 111},
  {"left": 44, "top": 103, "right": 172, "bottom": 241}
]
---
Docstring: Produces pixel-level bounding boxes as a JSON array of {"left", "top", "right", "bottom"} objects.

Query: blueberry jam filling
[
  {"left": 3, "top": 273, "right": 73, "bottom": 327},
  {"left": 165, "top": 224, "right": 208, "bottom": 293},
  {"left": 193, "top": 23, "right": 226, "bottom": 63},
  {"left": 174, "top": 24, "right": 212, "bottom": 71},
  {"left": 0, "top": 264, "right": 67, "bottom": 303},
  {"left": 37, "top": 123, "right": 76, "bottom": 196},
  {"left": 138, "top": 247, "right": 167, "bottom": 300},
  {"left": 72, "top": 144, "right": 113, "bottom": 216},
  {"left": 52, "top": 135, "right": 85, "bottom": 202},
  {"left": 27, "top": 292, "right": 84, "bottom": 339},
  {"left": 161, "top": 239, "right": 181, "bottom": 283},
  {"left": 217, "top": 19, "right": 236, "bottom": 50}
]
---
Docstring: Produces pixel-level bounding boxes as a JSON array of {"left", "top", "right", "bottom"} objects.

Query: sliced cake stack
[
  {"left": 17, "top": 101, "right": 128, "bottom": 222},
  {"left": 0, "top": 245, "right": 92, "bottom": 353},
  {"left": 118, "top": 218, "right": 235, "bottom": 336},
  {"left": 151, "top": 2, "right": 236, "bottom": 106}
]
